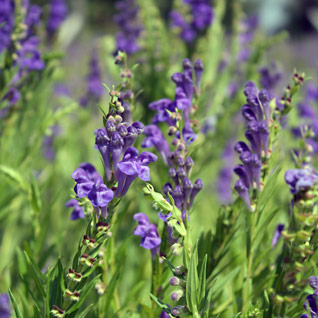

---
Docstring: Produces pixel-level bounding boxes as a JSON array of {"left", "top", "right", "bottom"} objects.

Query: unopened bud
[
  {"left": 171, "top": 289, "right": 184, "bottom": 301},
  {"left": 169, "top": 276, "right": 180, "bottom": 286}
]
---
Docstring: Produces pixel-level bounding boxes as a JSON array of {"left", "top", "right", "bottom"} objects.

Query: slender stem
[{"left": 241, "top": 211, "right": 257, "bottom": 316}]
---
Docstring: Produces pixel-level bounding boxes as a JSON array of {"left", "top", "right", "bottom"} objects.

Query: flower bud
[
  {"left": 169, "top": 276, "right": 180, "bottom": 286},
  {"left": 171, "top": 289, "right": 184, "bottom": 301}
]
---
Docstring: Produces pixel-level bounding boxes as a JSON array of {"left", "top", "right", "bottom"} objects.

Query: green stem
[{"left": 241, "top": 211, "right": 257, "bottom": 316}]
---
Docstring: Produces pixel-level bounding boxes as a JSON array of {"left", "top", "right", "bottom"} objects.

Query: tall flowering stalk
[
  {"left": 136, "top": 59, "right": 209, "bottom": 318},
  {"left": 114, "top": 0, "right": 143, "bottom": 56},
  {"left": 269, "top": 121, "right": 318, "bottom": 317},
  {"left": 59, "top": 81, "right": 157, "bottom": 316},
  {"left": 233, "top": 72, "right": 305, "bottom": 315}
]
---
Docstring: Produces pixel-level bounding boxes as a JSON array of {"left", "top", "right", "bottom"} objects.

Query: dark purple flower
[
  {"left": 142, "top": 125, "right": 170, "bottom": 164},
  {"left": 0, "top": 293, "right": 11, "bottom": 318},
  {"left": 115, "top": 147, "right": 157, "bottom": 197},
  {"left": 114, "top": 0, "right": 142, "bottom": 55},
  {"left": 0, "top": 0, "right": 15, "bottom": 53},
  {"left": 133, "top": 213, "right": 161, "bottom": 258},
  {"left": 46, "top": 0, "right": 68, "bottom": 36},
  {"left": 303, "top": 294, "right": 318, "bottom": 318},
  {"left": 234, "top": 179, "right": 253, "bottom": 211},
  {"left": 65, "top": 199, "right": 85, "bottom": 220},
  {"left": 271, "top": 223, "right": 284, "bottom": 247}
]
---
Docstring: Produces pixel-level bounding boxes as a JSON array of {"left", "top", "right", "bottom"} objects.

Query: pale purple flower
[
  {"left": 115, "top": 147, "right": 157, "bottom": 197},
  {"left": 142, "top": 125, "right": 170, "bottom": 164},
  {"left": 133, "top": 213, "right": 161, "bottom": 258},
  {"left": 0, "top": 293, "right": 11, "bottom": 318}
]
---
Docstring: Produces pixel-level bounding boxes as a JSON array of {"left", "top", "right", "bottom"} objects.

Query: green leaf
[
  {"left": 30, "top": 175, "right": 42, "bottom": 214},
  {"left": 8, "top": 289, "right": 23, "bottom": 318},
  {"left": 74, "top": 304, "right": 94, "bottom": 318},
  {"left": 149, "top": 293, "right": 174, "bottom": 318},
  {"left": 199, "top": 254, "right": 208, "bottom": 307},
  {"left": 23, "top": 251, "right": 46, "bottom": 298},
  {"left": 0, "top": 165, "right": 29, "bottom": 193},
  {"left": 201, "top": 288, "right": 213, "bottom": 318},
  {"left": 186, "top": 246, "right": 199, "bottom": 313}
]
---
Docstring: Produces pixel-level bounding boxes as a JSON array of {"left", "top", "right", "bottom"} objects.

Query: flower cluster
[
  {"left": 133, "top": 213, "right": 161, "bottom": 258},
  {"left": 147, "top": 58, "right": 203, "bottom": 144},
  {"left": 46, "top": 0, "right": 68, "bottom": 37},
  {"left": 0, "top": 0, "right": 15, "bottom": 53},
  {"left": 80, "top": 50, "right": 104, "bottom": 107},
  {"left": 143, "top": 59, "right": 204, "bottom": 214},
  {"left": 1, "top": 0, "right": 45, "bottom": 114},
  {"left": 234, "top": 82, "right": 270, "bottom": 211},
  {"left": 114, "top": 0, "right": 143, "bottom": 55},
  {"left": 170, "top": 0, "right": 213, "bottom": 43}
]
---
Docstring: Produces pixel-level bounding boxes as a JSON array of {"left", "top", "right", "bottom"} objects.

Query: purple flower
[
  {"left": 233, "top": 82, "right": 272, "bottom": 210},
  {"left": 284, "top": 169, "right": 318, "bottom": 195},
  {"left": 25, "top": 4, "right": 41, "bottom": 30},
  {"left": 80, "top": 50, "right": 104, "bottom": 107},
  {"left": 142, "top": 125, "right": 170, "bottom": 164},
  {"left": 46, "top": 0, "right": 68, "bottom": 36},
  {"left": 310, "top": 276, "right": 318, "bottom": 290},
  {"left": 234, "top": 178, "right": 253, "bottom": 211},
  {"left": 115, "top": 147, "right": 157, "bottom": 197},
  {"left": 0, "top": 293, "right": 11, "bottom": 318},
  {"left": 259, "top": 63, "right": 282, "bottom": 98},
  {"left": 114, "top": 0, "right": 142, "bottom": 55},
  {"left": 170, "top": 0, "right": 213, "bottom": 43},
  {"left": 271, "top": 223, "right": 284, "bottom": 247},
  {"left": 17, "top": 36, "right": 45, "bottom": 72},
  {"left": 303, "top": 294, "right": 318, "bottom": 318},
  {"left": 0, "top": 0, "right": 15, "bottom": 53},
  {"left": 133, "top": 213, "right": 161, "bottom": 258},
  {"left": 72, "top": 163, "right": 114, "bottom": 209},
  {"left": 65, "top": 199, "right": 85, "bottom": 220}
]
